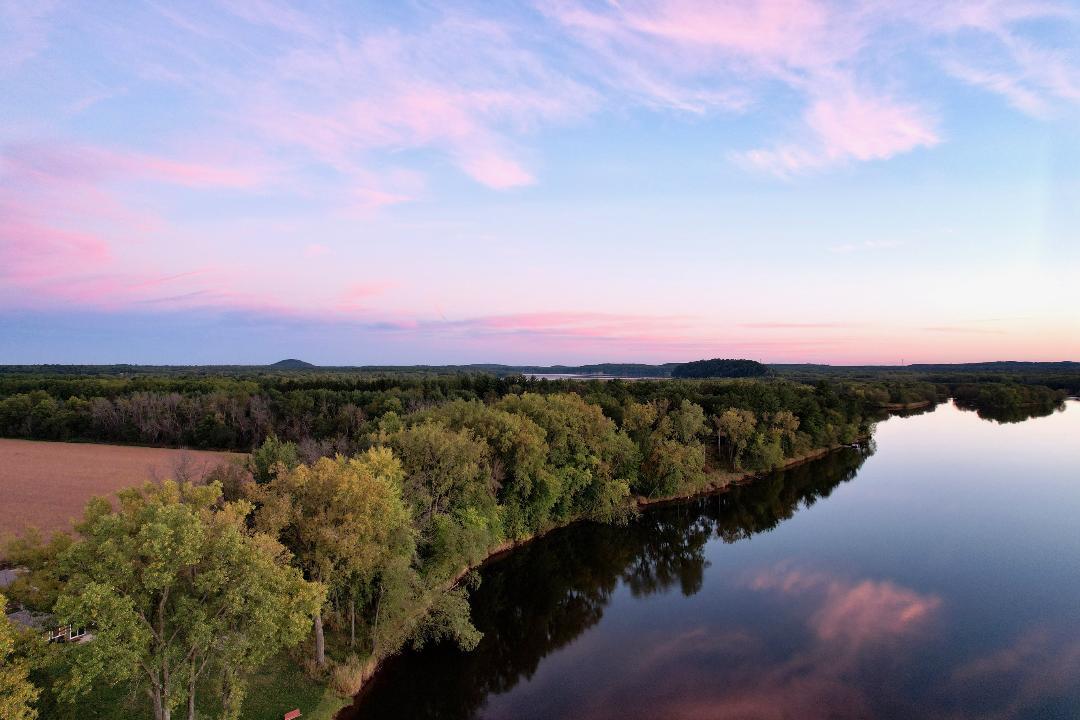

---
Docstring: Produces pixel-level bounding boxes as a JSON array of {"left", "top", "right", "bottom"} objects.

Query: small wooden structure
[
  {"left": 284, "top": 710, "right": 301, "bottom": 720},
  {"left": 47, "top": 624, "right": 88, "bottom": 643}
]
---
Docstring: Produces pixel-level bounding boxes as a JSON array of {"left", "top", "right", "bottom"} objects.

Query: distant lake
[
  {"left": 525, "top": 374, "right": 666, "bottom": 381},
  {"left": 344, "top": 400, "right": 1080, "bottom": 719}
]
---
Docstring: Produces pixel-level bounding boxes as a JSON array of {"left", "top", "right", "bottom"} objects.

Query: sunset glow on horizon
[{"left": 2, "top": 0, "right": 1078, "bottom": 364}]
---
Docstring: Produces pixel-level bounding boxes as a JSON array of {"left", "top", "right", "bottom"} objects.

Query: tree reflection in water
[
  {"left": 341, "top": 445, "right": 872, "bottom": 720},
  {"left": 953, "top": 399, "right": 1066, "bottom": 424}
]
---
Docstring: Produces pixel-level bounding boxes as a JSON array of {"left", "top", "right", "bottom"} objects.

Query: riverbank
[
  {"left": 467, "top": 439, "right": 866, "bottom": 574},
  {"left": 338, "top": 437, "right": 870, "bottom": 715},
  {"left": 877, "top": 400, "right": 933, "bottom": 410}
]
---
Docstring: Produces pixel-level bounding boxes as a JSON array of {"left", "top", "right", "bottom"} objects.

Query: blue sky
[{"left": 1, "top": 0, "right": 1078, "bottom": 364}]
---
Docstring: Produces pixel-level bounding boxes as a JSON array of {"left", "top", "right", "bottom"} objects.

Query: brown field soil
[{"left": 0, "top": 438, "right": 245, "bottom": 539}]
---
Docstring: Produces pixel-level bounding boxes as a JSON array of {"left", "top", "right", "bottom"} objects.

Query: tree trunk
[
  {"left": 371, "top": 584, "right": 383, "bottom": 656},
  {"left": 187, "top": 656, "right": 197, "bottom": 720},
  {"left": 161, "top": 662, "right": 172, "bottom": 720},
  {"left": 151, "top": 686, "right": 164, "bottom": 720},
  {"left": 350, "top": 595, "right": 356, "bottom": 648},
  {"left": 314, "top": 608, "right": 326, "bottom": 667}
]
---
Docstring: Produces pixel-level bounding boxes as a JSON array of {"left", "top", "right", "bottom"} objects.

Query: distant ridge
[{"left": 270, "top": 358, "right": 315, "bottom": 369}]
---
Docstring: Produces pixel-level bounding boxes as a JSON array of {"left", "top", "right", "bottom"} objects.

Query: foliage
[
  {"left": 254, "top": 451, "right": 415, "bottom": 667},
  {"left": 0, "top": 592, "right": 39, "bottom": 720},
  {"left": 672, "top": 358, "right": 771, "bottom": 379},
  {"left": 2, "top": 530, "right": 73, "bottom": 612},
  {"left": 248, "top": 434, "right": 300, "bottom": 483},
  {"left": 52, "top": 480, "right": 323, "bottom": 720}
]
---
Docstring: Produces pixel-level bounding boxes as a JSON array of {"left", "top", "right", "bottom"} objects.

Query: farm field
[{"left": 0, "top": 438, "right": 243, "bottom": 539}]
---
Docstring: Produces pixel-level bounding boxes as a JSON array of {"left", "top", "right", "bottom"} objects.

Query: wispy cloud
[
  {"left": 199, "top": 12, "right": 594, "bottom": 191},
  {"left": 544, "top": 0, "right": 1077, "bottom": 174},
  {"left": 0, "top": 0, "right": 59, "bottom": 72}
]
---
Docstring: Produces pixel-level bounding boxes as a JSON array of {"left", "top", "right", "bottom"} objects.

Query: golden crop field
[{"left": 0, "top": 438, "right": 243, "bottom": 539}]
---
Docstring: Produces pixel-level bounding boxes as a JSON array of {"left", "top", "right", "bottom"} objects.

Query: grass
[
  {"left": 31, "top": 649, "right": 350, "bottom": 720},
  {"left": 240, "top": 652, "right": 350, "bottom": 720}
]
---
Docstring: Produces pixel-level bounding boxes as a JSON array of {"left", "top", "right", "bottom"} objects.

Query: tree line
[
  {"left": 1, "top": 375, "right": 943, "bottom": 719},
  {"left": 0, "top": 372, "right": 945, "bottom": 452}
]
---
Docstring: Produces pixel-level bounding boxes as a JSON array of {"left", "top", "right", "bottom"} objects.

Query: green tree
[
  {"left": 255, "top": 449, "right": 415, "bottom": 667},
  {"left": 53, "top": 480, "right": 322, "bottom": 720},
  {"left": 497, "top": 393, "right": 636, "bottom": 524},
  {"left": 626, "top": 399, "right": 707, "bottom": 498},
  {"left": 2, "top": 530, "right": 73, "bottom": 612},
  {"left": 248, "top": 434, "right": 300, "bottom": 484},
  {"left": 417, "top": 400, "right": 551, "bottom": 538},
  {"left": 0, "top": 592, "right": 39, "bottom": 720},
  {"left": 389, "top": 421, "right": 492, "bottom": 530},
  {"left": 715, "top": 409, "right": 757, "bottom": 470}
]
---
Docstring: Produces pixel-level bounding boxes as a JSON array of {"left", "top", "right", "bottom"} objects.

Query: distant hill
[
  {"left": 672, "top": 359, "right": 771, "bottom": 379},
  {"left": 270, "top": 359, "right": 315, "bottom": 369}
]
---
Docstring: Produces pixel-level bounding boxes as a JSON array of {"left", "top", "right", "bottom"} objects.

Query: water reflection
[
  {"left": 347, "top": 401, "right": 1080, "bottom": 719},
  {"left": 344, "top": 447, "right": 873, "bottom": 719},
  {"left": 953, "top": 398, "right": 1066, "bottom": 424}
]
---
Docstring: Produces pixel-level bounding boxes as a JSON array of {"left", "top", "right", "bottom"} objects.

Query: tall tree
[
  {"left": 255, "top": 449, "right": 415, "bottom": 667},
  {"left": 53, "top": 481, "right": 323, "bottom": 720},
  {"left": 0, "top": 592, "right": 39, "bottom": 720},
  {"left": 715, "top": 409, "right": 757, "bottom": 469}
]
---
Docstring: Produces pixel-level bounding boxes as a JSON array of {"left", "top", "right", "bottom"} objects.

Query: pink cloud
[
  {"left": 0, "top": 142, "right": 270, "bottom": 311},
  {"left": 351, "top": 187, "right": 414, "bottom": 214},
  {"left": 457, "top": 149, "right": 534, "bottom": 189},
  {"left": 807, "top": 92, "right": 940, "bottom": 162},
  {"left": 3, "top": 142, "right": 261, "bottom": 190},
  {"left": 740, "top": 90, "right": 940, "bottom": 175},
  {"left": 233, "top": 18, "right": 593, "bottom": 191},
  {"left": 0, "top": 219, "right": 111, "bottom": 284},
  {"left": 545, "top": 0, "right": 1078, "bottom": 173},
  {"left": 335, "top": 283, "right": 396, "bottom": 312},
  {"left": 748, "top": 566, "right": 942, "bottom": 650},
  {"left": 569, "top": 565, "right": 945, "bottom": 720},
  {"left": 812, "top": 579, "right": 941, "bottom": 645}
]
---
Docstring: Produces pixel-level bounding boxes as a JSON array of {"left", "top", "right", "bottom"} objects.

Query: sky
[{"left": 2, "top": 0, "right": 1079, "bottom": 365}]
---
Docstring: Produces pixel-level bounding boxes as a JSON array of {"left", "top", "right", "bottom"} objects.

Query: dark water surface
[{"left": 345, "top": 400, "right": 1080, "bottom": 720}]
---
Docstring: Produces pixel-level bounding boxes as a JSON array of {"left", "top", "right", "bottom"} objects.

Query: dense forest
[{"left": 0, "top": 371, "right": 949, "bottom": 453}]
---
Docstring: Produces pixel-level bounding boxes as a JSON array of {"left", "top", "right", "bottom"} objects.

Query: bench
[{"left": 284, "top": 710, "right": 301, "bottom": 720}]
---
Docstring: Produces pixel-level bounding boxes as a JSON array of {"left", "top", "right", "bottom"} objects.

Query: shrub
[{"left": 329, "top": 656, "right": 372, "bottom": 697}]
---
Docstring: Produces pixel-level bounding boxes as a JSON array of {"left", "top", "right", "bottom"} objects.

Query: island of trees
[{"left": 671, "top": 358, "right": 771, "bottom": 379}]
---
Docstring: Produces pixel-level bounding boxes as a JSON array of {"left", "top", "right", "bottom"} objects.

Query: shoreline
[
  {"left": 877, "top": 400, "right": 932, "bottom": 410},
  {"left": 460, "top": 438, "right": 865, "bottom": 579},
  {"left": 341, "top": 437, "right": 868, "bottom": 713}
]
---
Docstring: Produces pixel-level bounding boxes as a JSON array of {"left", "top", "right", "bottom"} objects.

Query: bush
[{"left": 329, "top": 656, "right": 372, "bottom": 697}]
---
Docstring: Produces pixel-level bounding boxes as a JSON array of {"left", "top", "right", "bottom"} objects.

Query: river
[{"left": 344, "top": 399, "right": 1080, "bottom": 719}]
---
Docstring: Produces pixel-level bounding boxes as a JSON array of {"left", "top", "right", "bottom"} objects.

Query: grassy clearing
[{"left": 240, "top": 652, "right": 350, "bottom": 720}]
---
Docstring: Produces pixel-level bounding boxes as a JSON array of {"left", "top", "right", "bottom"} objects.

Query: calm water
[{"left": 346, "top": 400, "right": 1080, "bottom": 720}]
